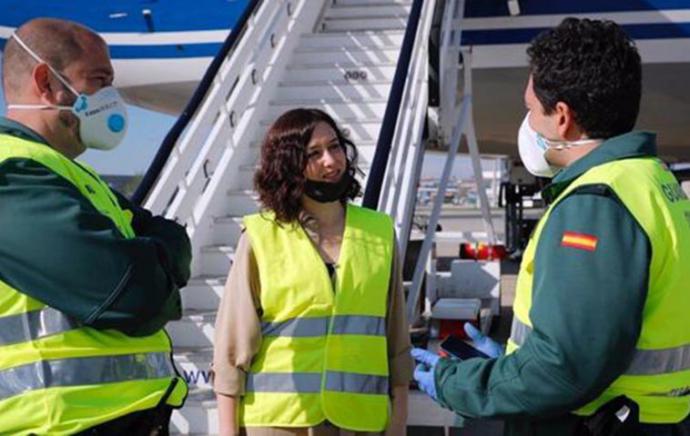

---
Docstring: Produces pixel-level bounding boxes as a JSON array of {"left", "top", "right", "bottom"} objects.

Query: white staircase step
[
  {"left": 167, "top": 310, "right": 217, "bottom": 348},
  {"left": 212, "top": 214, "right": 245, "bottom": 246},
  {"left": 285, "top": 58, "right": 397, "bottom": 69},
  {"left": 274, "top": 81, "right": 392, "bottom": 102},
  {"left": 266, "top": 99, "right": 389, "bottom": 122},
  {"left": 171, "top": 388, "right": 218, "bottom": 435},
  {"left": 291, "top": 47, "right": 400, "bottom": 65},
  {"left": 175, "top": 347, "right": 214, "bottom": 390},
  {"left": 181, "top": 275, "right": 227, "bottom": 311},
  {"left": 199, "top": 245, "right": 235, "bottom": 277},
  {"left": 325, "top": 4, "right": 412, "bottom": 20},
  {"left": 225, "top": 189, "right": 261, "bottom": 217},
  {"left": 283, "top": 63, "right": 397, "bottom": 83},
  {"left": 260, "top": 117, "right": 383, "bottom": 143},
  {"left": 280, "top": 77, "right": 392, "bottom": 88},
  {"left": 356, "top": 145, "right": 378, "bottom": 168},
  {"left": 235, "top": 164, "right": 259, "bottom": 192},
  {"left": 298, "top": 30, "right": 404, "bottom": 49},
  {"left": 322, "top": 17, "right": 408, "bottom": 32}
]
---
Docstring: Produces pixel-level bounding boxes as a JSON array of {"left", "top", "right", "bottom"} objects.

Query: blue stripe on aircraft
[
  {"left": 2, "top": 0, "right": 248, "bottom": 32},
  {"left": 109, "top": 43, "right": 224, "bottom": 59},
  {"left": 466, "top": 0, "right": 690, "bottom": 18},
  {"left": 462, "top": 22, "right": 690, "bottom": 45}
]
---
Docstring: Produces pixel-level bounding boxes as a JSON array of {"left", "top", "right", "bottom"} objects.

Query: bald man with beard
[{"left": 0, "top": 18, "right": 191, "bottom": 435}]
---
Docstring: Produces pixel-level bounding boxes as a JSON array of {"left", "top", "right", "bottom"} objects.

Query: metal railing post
[
  {"left": 462, "top": 48, "right": 497, "bottom": 244},
  {"left": 406, "top": 96, "right": 471, "bottom": 322}
]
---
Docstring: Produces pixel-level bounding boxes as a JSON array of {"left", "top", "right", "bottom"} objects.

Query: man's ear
[
  {"left": 32, "top": 63, "right": 61, "bottom": 105},
  {"left": 554, "top": 101, "right": 581, "bottom": 140}
]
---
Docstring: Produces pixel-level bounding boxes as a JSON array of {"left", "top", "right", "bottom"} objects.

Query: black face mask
[{"left": 304, "top": 171, "right": 352, "bottom": 203}]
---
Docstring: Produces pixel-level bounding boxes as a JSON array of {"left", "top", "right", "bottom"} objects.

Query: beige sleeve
[
  {"left": 212, "top": 231, "right": 262, "bottom": 397},
  {"left": 387, "top": 243, "right": 413, "bottom": 387}
]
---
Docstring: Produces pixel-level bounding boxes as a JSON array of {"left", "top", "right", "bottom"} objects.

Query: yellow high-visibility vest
[
  {"left": 508, "top": 157, "right": 690, "bottom": 423},
  {"left": 242, "top": 204, "right": 394, "bottom": 431},
  {"left": 0, "top": 134, "right": 187, "bottom": 435}
]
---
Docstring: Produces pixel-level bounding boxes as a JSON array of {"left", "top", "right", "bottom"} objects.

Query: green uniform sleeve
[
  {"left": 434, "top": 186, "right": 650, "bottom": 418},
  {"left": 0, "top": 159, "right": 190, "bottom": 336},
  {"left": 113, "top": 190, "right": 192, "bottom": 288}
]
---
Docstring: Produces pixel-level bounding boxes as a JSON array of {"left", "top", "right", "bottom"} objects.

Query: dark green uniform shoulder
[{"left": 0, "top": 130, "right": 190, "bottom": 336}]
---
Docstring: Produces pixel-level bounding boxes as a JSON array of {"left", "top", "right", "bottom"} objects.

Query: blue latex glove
[
  {"left": 464, "top": 323, "right": 504, "bottom": 358},
  {"left": 411, "top": 348, "right": 440, "bottom": 401}
]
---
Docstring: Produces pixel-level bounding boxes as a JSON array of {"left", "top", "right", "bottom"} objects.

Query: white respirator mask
[
  {"left": 517, "top": 112, "right": 601, "bottom": 178},
  {"left": 6, "top": 34, "right": 128, "bottom": 151}
]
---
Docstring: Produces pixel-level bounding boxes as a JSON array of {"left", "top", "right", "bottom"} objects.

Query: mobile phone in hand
[{"left": 440, "top": 335, "right": 490, "bottom": 359}]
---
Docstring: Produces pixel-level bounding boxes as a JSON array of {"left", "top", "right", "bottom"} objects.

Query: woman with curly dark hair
[{"left": 213, "top": 108, "right": 412, "bottom": 436}]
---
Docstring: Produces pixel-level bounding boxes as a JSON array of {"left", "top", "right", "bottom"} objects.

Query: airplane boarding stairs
[{"left": 132, "top": 0, "right": 460, "bottom": 433}]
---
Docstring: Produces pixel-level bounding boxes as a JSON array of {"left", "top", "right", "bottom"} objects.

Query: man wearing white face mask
[
  {"left": 0, "top": 18, "right": 190, "bottom": 434},
  {"left": 413, "top": 18, "right": 690, "bottom": 435}
]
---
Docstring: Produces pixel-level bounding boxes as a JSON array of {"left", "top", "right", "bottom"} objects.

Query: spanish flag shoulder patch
[{"left": 561, "top": 231, "right": 598, "bottom": 251}]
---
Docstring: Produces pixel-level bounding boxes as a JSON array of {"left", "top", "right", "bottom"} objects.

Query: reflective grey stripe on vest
[
  {"left": 246, "top": 372, "right": 322, "bottom": 393},
  {"left": 511, "top": 317, "right": 690, "bottom": 376},
  {"left": 325, "top": 371, "right": 388, "bottom": 395},
  {"left": 246, "top": 371, "right": 388, "bottom": 395},
  {"left": 262, "top": 315, "right": 385, "bottom": 338},
  {"left": 331, "top": 315, "right": 385, "bottom": 336},
  {"left": 0, "top": 352, "right": 174, "bottom": 402},
  {"left": 0, "top": 306, "right": 80, "bottom": 346},
  {"left": 262, "top": 318, "right": 329, "bottom": 337},
  {"left": 509, "top": 317, "right": 532, "bottom": 347},
  {"left": 625, "top": 345, "right": 690, "bottom": 376}
]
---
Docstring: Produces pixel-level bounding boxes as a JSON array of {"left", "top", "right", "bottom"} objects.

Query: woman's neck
[{"left": 301, "top": 196, "right": 345, "bottom": 229}]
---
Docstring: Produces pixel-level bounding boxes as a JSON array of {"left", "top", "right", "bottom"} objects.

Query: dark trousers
[
  {"left": 76, "top": 405, "right": 173, "bottom": 436},
  {"left": 640, "top": 420, "right": 690, "bottom": 436},
  {"left": 504, "top": 414, "right": 690, "bottom": 436}
]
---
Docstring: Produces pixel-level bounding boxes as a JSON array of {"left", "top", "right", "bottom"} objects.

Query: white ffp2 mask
[
  {"left": 518, "top": 113, "right": 558, "bottom": 178},
  {"left": 517, "top": 112, "right": 601, "bottom": 178},
  {"left": 6, "top": 33, "right": 128, "bottom": 151}
]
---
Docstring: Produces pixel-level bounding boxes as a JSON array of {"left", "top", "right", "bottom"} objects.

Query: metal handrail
[
  {"left": 361, "top": 0, "right": 424, "bottom": 209},
  {"left": 438, "top": 0, "right": 461, "bottom": 142},
  {"left": 132, "top": 0, "right": 262, "bottom": 205}
]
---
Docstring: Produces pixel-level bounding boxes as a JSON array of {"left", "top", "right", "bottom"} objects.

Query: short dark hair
[
  {"left": 254, "top": 108, "right": 362, "bottom": 224},
  {"left": 2, "top": 18, "right": 100, "bottom": 100},
  {"left": 527, "top": 18, "right": 642, "bottom": 138}
]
